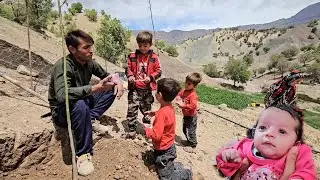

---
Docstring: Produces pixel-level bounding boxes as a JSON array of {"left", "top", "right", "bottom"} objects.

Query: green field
[
  {"left": 304, "top": 110, "right": 320, "bottom": 130},
  {"left": 195, "top": 84, "right": 265, "bottom": 110},
  {"left": 195, "top": 85, "right": 319, "bottom": 130}
]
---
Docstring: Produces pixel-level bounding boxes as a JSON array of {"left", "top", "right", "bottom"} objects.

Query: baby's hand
[{"left": 221, "top": 149, "right": 241, "bottom": 163}]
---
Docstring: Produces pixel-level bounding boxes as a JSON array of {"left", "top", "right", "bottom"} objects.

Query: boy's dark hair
[
  {"left": 136, "top": 31, "right": 153, "bottom": 44},
  {"left": 186, "top": 72, "right": 202, "bottom": 86},
  {"left": 247, "top": 104, "right": 304, "bottom": 143},
  {"left": 157, "top": 78, "right": 181, "bottom": 102},
  {"left": 65, "top": 29, "right": 94, "bottom": 48}
]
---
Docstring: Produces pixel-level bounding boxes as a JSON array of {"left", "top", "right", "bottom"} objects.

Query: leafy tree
[
  {"left": 224, "top": 58, "right": 251, "bottom": 86},
  {"left": 155, "top": 40, "right": 166, "bottom": 50},
  {"left": 8, "top": 0, "right": 53, "bottom": 32},
  {"left": 268, "top": 54, "right": 283, "bottom": 78},
  {"left": 96, "top": 15, "right": 131, "bottom": 65},
  {"left": 0, "top": 3, "right": 14, "bottom": 20},
  {"left": 68, "top": 2, "right": 83, "bottom": 15},
  {"left": 276, "top": 58, "right": 289, "bottom": 77},
  {"left": 256, "top": 51, "right": 260, "bottom": 56},
  {"left": 299, "top": 52, "right": 312, "bottom": 66},
  {"left": 203, "top": 63, "right": 221, "bottom": 78},
  {"left": 300, "top": 44, "right": 316, "bottom": 52},
  {"left": 10, "top": 0, "right": 27, "bottom": 24},
  {"left": 307, "top": 35, "right": 314, "bottom": 39},
  {"left": 29, "top": 0, "right": 53, "bottom": 32},
  {"left": 243, "top": 54, "right": 253, "bottom": 65},
  {"left": 164, "top": 45, "right": 179, "bottom": 57},
  {"left": 49, "top": 10, "right": 59, "bottom": 20},
  {"left": 307, "top": 62, "right": 320, "bottom": 83},
  {"left": 101, "top": 10, "right": 105, "bottom": 16},
  {"left": 281, "top": 46, "right": 299, "bottom": 60},
  {"left": 311, "top": 27, "right": 317, "bottom": 34},
  {"left": 84, "top": 8, "right": 97, "bottom": 22},
  {"left": 307, "top": 20, "right": 318, "bottom": 27}
]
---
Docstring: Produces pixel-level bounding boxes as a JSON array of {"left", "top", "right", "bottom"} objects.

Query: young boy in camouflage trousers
[
  {"left": 125, "top": 31, "right": 161, "bottom": 137},
  {"left": 144, "top": 78, "right": 192, "bottom": 180},
  {"left": 176, "top": 73, "right": 202, "bottom": 148}
]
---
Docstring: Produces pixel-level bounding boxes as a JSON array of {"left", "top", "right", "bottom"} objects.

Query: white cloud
[{"left": 58, "top": 0, "right": 320, "bottom": 31}]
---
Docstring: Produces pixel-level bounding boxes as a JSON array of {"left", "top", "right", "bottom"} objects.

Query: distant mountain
[
  {"left": 132, "top": 29, "right": 215, "bottom": 44},
  {"left": 133, "top": 2, "right": 320, "bottom": 44},
  {"left": 238, "top": 2, "right": 320, "bottom": 30}
]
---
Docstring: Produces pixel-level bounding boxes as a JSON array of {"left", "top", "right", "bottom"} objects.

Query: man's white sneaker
[
  {"left": 77, "top": 153, "right": 94, "bottom": 176},
  {"left": 92, "top": 121, "right": 109, "bottom": 135}
]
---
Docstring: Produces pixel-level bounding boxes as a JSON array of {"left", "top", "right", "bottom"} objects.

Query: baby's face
[{"left": 253, "top": 107, "right": 298, "bottom": 159}]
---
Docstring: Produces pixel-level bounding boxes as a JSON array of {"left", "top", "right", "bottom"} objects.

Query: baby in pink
[{"left": 216, "top": 104, "right": 317, "bottom": 180}]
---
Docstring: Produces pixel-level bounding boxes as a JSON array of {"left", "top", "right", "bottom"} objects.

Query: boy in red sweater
[
  {"left": 145, "top": 78, "right": 192, "bottom": 180},
  {"left": 176, "top": 73, "right": 202, "bottom": 148},
  {"left": 125, "top": 31, "right": 161, "bottom": 138}
]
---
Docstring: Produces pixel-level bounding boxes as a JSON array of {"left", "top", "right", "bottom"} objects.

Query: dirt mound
[{"left": 3, "top": 138, "right": 158, "bottom": 180}]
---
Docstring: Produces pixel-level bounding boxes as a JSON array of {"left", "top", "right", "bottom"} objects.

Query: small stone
[
  {"left": 17, "top": 65, "right": 39, "bottom": 77},
  {"left": 218, "top": 103, "right": 228, "bottom": 109},
  {"left": 115, "top": 165, "right": 121, "bottom": 170}
]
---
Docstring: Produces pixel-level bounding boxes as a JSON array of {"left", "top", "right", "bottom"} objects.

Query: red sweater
[
  {"left": 126, "top": 50, "right": 161, "bottom": 90},
  {"left": 178, "top": 89, "right": 198, "bottom": 116},
  {"left": 145, "top": 105, "right": 175, "bottom": 150}
]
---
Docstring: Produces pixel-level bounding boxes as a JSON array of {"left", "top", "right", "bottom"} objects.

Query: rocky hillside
[
  {"left": 177, "top": 22, "right": 320, "bottom": 69},
  {"left": 143, "top": 2, "right": 320, "bottom": 44}
]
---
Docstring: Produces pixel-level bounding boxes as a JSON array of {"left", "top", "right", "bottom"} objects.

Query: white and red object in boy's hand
[{"left": 175, "top": 96, "right": 184, "bottom": 106}]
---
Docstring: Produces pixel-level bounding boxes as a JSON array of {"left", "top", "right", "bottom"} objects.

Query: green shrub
[
  {"left": 164, "top": 45, "right": 179, "bottom": 57},
  {"left": 203, "top": 63, "right": 221, "bottom": 78},
  {"left": 0, "top": 3, "right": 14, "bottom": 20},
  {"left": 84, "top": 8, "right": 97, "bottom": 22}
]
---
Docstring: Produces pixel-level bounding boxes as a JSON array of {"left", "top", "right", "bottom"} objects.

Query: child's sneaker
[
  {"left": 182, "top": 140, "right": 197, "bottom": 148},
  {"left": 92, "top": 120, "right": 109, "bottom": 135},
  {"left": 126, "top": 131, "right": 137, "bottom": 139},
  {"left": 77, "top": 153, "right": 94, "bottom": 176}
]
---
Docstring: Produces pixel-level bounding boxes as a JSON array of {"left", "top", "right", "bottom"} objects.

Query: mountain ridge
[{"left": 132, "top": 2, "right": 320, "bottom": 44}]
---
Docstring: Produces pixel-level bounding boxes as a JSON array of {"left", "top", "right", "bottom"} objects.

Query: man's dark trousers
[{"left": 52, "top": 90, "right": 116, "bottom": 156}]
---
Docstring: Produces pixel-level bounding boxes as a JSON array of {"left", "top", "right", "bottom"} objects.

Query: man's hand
[
  {"left": 101, "top": 74, "right": 112, "bottom": 83},
  {"left": 221, "top": 149, "right": 241, "bottom": 163},
  {"left": 144, "top": 76, "right": 151, "bottom": 83},
  {"left": 114, "top": 82, "right": 124, "bottom": 100},
  {"left": 128, "top": 76, "right": 135, "bottom": 83},
  {"left": 92, "top": 81, "right": 115, "bottom": 93}
]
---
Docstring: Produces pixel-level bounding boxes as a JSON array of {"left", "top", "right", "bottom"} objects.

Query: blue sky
[{"left": 56, "top": 0, "right": 320, "bottom": 31}]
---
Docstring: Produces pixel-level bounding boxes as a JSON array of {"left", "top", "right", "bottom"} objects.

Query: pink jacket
[{"left": 216, "top": 138, "right": 317, "bottom": 179}]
